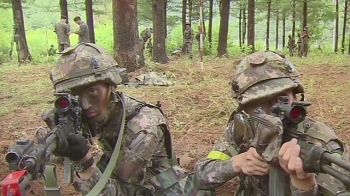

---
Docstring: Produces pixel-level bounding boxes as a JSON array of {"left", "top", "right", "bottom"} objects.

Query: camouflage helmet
[
  {"left": 231, "top": 51, "right": 304, "bottom": 105},
  {"left": 50, "top": 43, "right": 122, "bottom": 92}
]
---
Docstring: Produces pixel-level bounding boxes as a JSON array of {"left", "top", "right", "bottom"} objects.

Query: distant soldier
[
  {"left": 297, "top": 33, "right": 302, "bottom": 57},
  {"left": 301, "top": 26, "right": 311, "bottom": 57},
  {"left": 54, "top": 15, "right": 70, "bottom": 52},
  {"left": 73, "top": 16, "right": 90, "bottom": 43},
  {"left": 48, "top": 45, "right": 57, "bottom": 56},
  {"left": 287, "top": 35, "right": 295, "bottom": 56},
  {"left": 183, "top": 23, "right": 194, "bottom": 59},
  {"left": 140, "top": 28, "right": 153, "bottom": 55}
]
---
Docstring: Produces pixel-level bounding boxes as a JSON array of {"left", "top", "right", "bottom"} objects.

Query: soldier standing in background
[
  {"left": 54, "top": 15, "right": 70, "bottom": 52},
  {"left": 301, "top": 26, "right": 311, "bottom": 57},
  {"left": 183, "top": 23, "right": 194, "bottom": 59},
  {"left": 287, "top": 35, "right": 295, "bottom": 57},
  {"left": 73, "top": 16, "right": 90, "bottom": 43},
  {"left": 140, "top": 28, "right": 153, "bottom": 55},
  {"left": 297, "top": 33, "right": 303, "bottom": 57}
]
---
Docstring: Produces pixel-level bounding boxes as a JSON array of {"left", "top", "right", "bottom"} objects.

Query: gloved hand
[{"left": 53, "top": 134, "right": 89, "bottom": 161}]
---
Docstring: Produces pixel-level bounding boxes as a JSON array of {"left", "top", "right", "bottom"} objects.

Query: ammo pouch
[{"left": 149, "top": 165, "right": 215, "bottom": 196}]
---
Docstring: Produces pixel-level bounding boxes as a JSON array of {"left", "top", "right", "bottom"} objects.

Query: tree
[
  {"left": 247, "top": 0, "right": 255, "bottom": 52},
  {"left": 85, "top": 0, "right": 95, "bottom": 43},
  {"left": 182, "top": 0, "right": 187, "bottom": 39},
  {"left": 59, "top": 0, "right": 68, "bottom": 24},
  {"left": 217, "top": 0, "right": 230, "bottom": 57},
  {"left": 291, "top": 0, "right": 296, "bottom": 38},
  {"left": 302, "top": 0, "right": 307, "bottom": 28},
  {"left": 282, "top": 14, "right": 286, "bottom": 48},
  {"left": 12, "top": 0, "right": 31, "bottom": 63},
  {"left": 341, "top": 0, "right": 348, "bottom": 54},
  {"left": 208, "top": 0, "right": 213, "bottom": 48},
  {"left": 334, "top": 0, "right": 339, "bottom": 53},
  {"left": 113, "top": 0, "right": 144, "bottom": 72},
  {"left": 152, "top": 0, "right": 169, "bottom": 63},
  {"left": 275, "top": 11, "right": 279, "bottom": 50},
  {"left": 266, "top": 0, "right": 271, "bottom": 50}
]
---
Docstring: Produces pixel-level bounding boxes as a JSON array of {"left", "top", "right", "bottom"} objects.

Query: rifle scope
[
  {"left": 271, "top": 96, "right": 308, "bottom": 124},
  {"left": 54, "top": 95, "right": 72, "bottom": 113}
]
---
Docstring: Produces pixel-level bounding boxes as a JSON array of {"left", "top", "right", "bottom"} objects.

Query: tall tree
[
  {"left": 302, "top": 0, "right": 307, "bottom": 28},
  {"left": 188, "top": 0, "right": 193, "bottom": 24},
  {"left": 334, "top": 0, "right": 339, "bottom": 53},
  {"left": 247, "top": 0, "right": 255, "bottom": 52},
  {"left": 152, "top": 0, "right": 168, "bottom": 63},
  {"left": 239, "top": 8, "right": 242, "bottom": 48},
  {"left": 164, "top": 0, "right": 167, "bottom": 38},
  {"left": 217, "top": 0, "right": 230, "bottom": 57},
  {"left": 282, "top": 14, "right": 286, "bottom": 48},
  {"left": 341, "top": 0, "right": 348, "bottom": 54},
  {"left": 12, "top": 0, "right": 31, "bottom": 63},
  {"left": 208, "top": 0, "right": 213, "bottom": 48},
  {"left": 266, "top": 0, "right": 271, "bottom": 50},
  {"left": 182, "top": 0, "right": 187, "bottom": 39},
  {"left": 113, "top": 0, "right": 143, "bottom": 72},
  {"left": 85, "top": 0, "right": 95, "bottom": 43},
  {"left": 275, "top": 11, "right": 279, "bottom": 50},
  {"left": 242, "top": 5, "right": 246, "bottom": 45},
  {"left": 292, "top": 0, "right": 295, "bottom": 38},
  {"left": 59, "top": 0, "right": 68, "bottom": 24}
]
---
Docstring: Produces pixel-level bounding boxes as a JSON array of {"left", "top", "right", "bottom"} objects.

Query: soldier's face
[
  {"left": 72, "top": 82, "right": 111, "bottom": 119},
  {"left": 186, "top": 25, "right": 190, "bottom": 29}
]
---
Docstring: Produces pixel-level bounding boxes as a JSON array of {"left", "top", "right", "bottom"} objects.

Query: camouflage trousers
[
  {"left": 288, "top": 46, "right": 294, "bottom": 57},
  {"left": 184, "top": 42, "right": 193, "bottom": 58},
  {"left": 297, "top": 43, "right": 302, "bottom": 57},
  {"left": 301, "top": 44, "right": 309, "bottom": 57},
  {"left": 58, "top": 44, "right": 70, "bottom": 52}
]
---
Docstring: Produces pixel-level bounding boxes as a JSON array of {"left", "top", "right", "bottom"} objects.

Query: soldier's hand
[
  {"left": 53, "top": 134, "right": 90, "bottom": 161},
  {"left": 232, "top": 147, "right": 269, "bottom": 176}
]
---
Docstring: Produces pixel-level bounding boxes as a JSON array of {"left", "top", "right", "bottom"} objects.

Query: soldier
[
  {"left": 47, "top": 45, "right": 56, "bottom": 56},
  {"left": 73, "top": 16, "right": 90, "bottom": 43},
  {"left": 54, "top": 15, "right": 70, "bottom": 52},
  {"left": 297, "top": 33, "right": 303, "bottom": 57},
  {"left": 287, "top": 35, "right": 295, "bottom": 57},
  {"left": 301, "top": 26, "right": 311, "bottom": 57},
  {"left": 194, "top": 51, "right": 349, "bottom": 196},
  {"left": 140, "top": 28, "right": 153, "bottom": 55},
  {"left": 183, "top": 23, "right": 194, "bottom": 59},
  {"left": 47, "top": 43, "right": 213, "bottom": 196}
]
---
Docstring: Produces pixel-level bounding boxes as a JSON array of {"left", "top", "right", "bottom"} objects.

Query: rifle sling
[
  {"left": 85, "top": 93, "right": 127, "bottom": 196},
  {"left": 43, "top": 164, "right": 62, "bottom": 196}
]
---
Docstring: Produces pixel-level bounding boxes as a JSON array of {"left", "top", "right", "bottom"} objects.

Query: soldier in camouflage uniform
[
  {"left": 73, "top": 16, "right": 90, "bottom": 43},
  {"left": 301, "top": 26, "right": 311, "bottom": 57},
  {"left": 194, "top": 51, "right": 349, "bottom": 196},
  {"left": 183, "top": 23, "right": 194, "bottom": 59},
  {"left": 54, "top": 15, "right": 70, "bottom": 52},
  {"left": 287, "top": 35, "right": 295, "bottom": 57},
  {"left": 47, "top": 43, "right": 212, "bottom": 196},
  {"left": 297, "top": 33, "right": 302, "bottom": 57},
  {"left": 140, "top": 28, "right": 153, "bottom": 55}
]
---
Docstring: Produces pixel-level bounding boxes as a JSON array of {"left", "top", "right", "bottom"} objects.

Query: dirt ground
[{"left": 0, "top": 55, "right": 350, "bottom": 196}]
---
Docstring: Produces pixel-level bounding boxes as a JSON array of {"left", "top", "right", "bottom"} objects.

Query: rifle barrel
[
  {"left": 322, "top": 152, "right": 350, "bottom": 171},
  {"left": 322, "top": 164, "right": 350, "bottom": 189}
]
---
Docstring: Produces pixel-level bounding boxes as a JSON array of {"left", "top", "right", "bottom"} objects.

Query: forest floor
[{"left": 1, "top": 54, "right": 350, "bottom": 196}]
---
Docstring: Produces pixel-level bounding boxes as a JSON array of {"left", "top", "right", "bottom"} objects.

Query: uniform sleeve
[
  {"left": 194, "top": 123, "right": 240, "bottom": 190},
  {"left": 77, "top": 24, "right": 84, "bottom": 35},
  {"left": 290, "top": 183, "right": 318, "bottom": 196}
]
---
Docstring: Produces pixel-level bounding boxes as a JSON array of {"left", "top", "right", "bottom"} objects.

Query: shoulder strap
[{"left": 85, "top": 93, "right": 127, "bottom": 196}]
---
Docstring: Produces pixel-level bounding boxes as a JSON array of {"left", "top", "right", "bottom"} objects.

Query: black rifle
[{"left": 1, "top": 93, "right": 83, "bottom": 196}]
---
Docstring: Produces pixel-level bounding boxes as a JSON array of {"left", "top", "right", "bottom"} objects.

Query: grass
[{"left": 1, "top": 54, "right": 350, "bottom": 196}]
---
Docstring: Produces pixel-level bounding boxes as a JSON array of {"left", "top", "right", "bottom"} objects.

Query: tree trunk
[
  {"left": 247, "top": 0, "right": 255, "bottom": 52},
  {"left": 275, "top": 11, "right": 279, "bottom": 50},
  {"left": 303, "top": 0, "right": 307, "bottom": 28},
  {"left": 334, "top": 0, "right": 339, "bottom": 53},
  {"left": 208, "top": 0, "right": 213, "bottom": 48},
  {"left": 217, "top": 0, "right": 230, "bottom": 57},
  {"left": 188, "top": 0, "right": 193, "bottom": 24},
  {"left": 341, "top": 0, "right": 348, "bottom": 54},
  {"left": 182, "top": 0, "right": 187, "bottom": 39},
  {"left": 292, "top": 0, "right": 295, "bottom": 38},
  {"left": 266, "top": 0, "right": 271, "bottom": 50},
  {"left": 12, "top": 0, "right": 31, "bottom": 63},
  {"left": 282, "top": 14, "right": 286, "bottom": 48},
  {"left": 85, "top": 0, "right": 95, "bottom": 43},
  {"left": 113, "top": 0, "right": 143, "bottom": 72},
  {"left": 152, "top": 0, "right": 168, "bottom": 63},
  {"left": 239, "top": 8, "right": 242, "bottom": 48},
  {"left": 59, "top": 0, "right": 68, "bottom": 24},
  {"left": 242, "top": 7, "right": 246, "bottom": 45},
  {"left": 164, "top": 0, "right": 167, "bottom": 38}
]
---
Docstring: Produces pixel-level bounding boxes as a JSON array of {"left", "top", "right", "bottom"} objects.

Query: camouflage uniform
[
  {"left": 297, "top": 33, "right": 302, "bottom": 57},
  {"left": 76, "top": 22, "right": 90, "bottom": 43},
  {"left": 287, "top": 35, "right": 295, "bottom": 57},
  {"left": 194, "top": 51, "right": 349, "bottom": 196},
  {"left": 301, "top": 27, "right": 311, "bottom": 57},
  {"left": 49, "top": 43, "right": 212, "bottom": 196},
  {"left": 183, "top": 24, "right": 194, "bottom": 58},
  {"left": 140, "top": 28, "right": 152, "bottom": 55},
  {"left": 54, "top": 21, "right": 70, "bottom": 52}
]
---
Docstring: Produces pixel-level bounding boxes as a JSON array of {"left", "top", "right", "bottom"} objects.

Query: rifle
[
  {"left": 239, "top": 96, "right": 350, "bottom": 196},
  {"left": 1, "top": 93, "right": 83, "bottom": 196}
]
